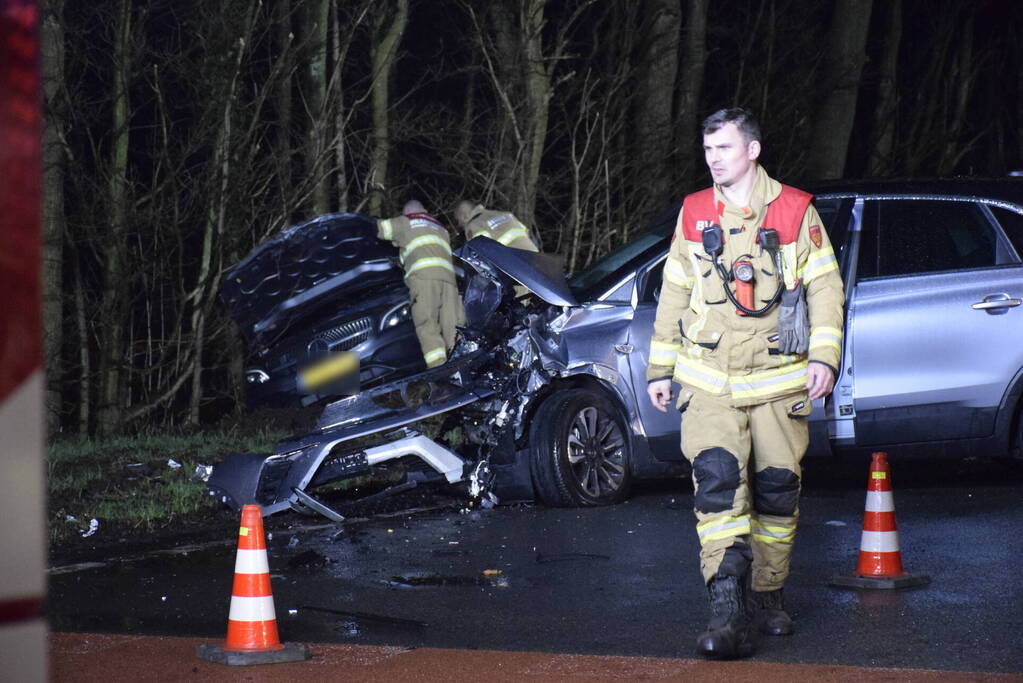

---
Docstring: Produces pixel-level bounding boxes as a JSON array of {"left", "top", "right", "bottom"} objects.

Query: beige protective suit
[
  {"left": 646, "top": 167, "right": 844, "bottom": 591},
  {"left": 378, "top": 212, "right": 464, "bottom": 368}
]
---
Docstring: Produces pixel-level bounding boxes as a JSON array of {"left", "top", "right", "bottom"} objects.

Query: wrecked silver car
[{"left": 208, "top": 232, "right": 687, "bottom": 519}]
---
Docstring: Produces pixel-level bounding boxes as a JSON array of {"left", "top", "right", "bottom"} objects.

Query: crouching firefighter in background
[
  {"left": 378, "top": 200, "right": 465, "bottom": 368},
  {"left": 647, "top": 108, "right": 844, "bottom": 659}
]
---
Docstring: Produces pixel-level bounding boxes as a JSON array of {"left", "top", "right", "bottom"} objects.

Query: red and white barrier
[{"left": 0, "top": 1, "right": 47, "bottom": 680}]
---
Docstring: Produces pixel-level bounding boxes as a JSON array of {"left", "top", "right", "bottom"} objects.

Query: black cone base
[
  {"left": 829, "top": 572, "right": 931, "bottom": 590},
  {"left": 196, "top": 642, "right": 309, "bottom": 666}
]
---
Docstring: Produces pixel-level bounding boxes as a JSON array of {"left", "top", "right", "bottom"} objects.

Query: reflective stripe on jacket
[
  {"left": 465, "top": 206, "right": 539, "bottom": 252},
  {"left": 377, "top": 212, "right": 456, "bottom": 281}
]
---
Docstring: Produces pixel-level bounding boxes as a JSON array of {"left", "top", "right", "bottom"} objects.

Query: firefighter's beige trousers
[
  {"left": 681, "top": 391, "right": 810, "bottom": 592},
  {"left": 408, "top": 276, "right": 464, "bottom": 368}
]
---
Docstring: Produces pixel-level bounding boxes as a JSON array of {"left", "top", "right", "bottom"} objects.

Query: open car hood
[
  {"left": 460, "top": 237, "right": 578, "bottom": 307},
  {"left": 220, "top": 213, "right": 402, "bottom": 347}
]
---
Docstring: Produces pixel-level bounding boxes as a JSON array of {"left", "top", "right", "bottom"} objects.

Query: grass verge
[
  {"left": 47, "top": 427, "right": 285, "bottom": 556},
  {"left": 47, "top": 409, "right": 465, "bottom": 562}
]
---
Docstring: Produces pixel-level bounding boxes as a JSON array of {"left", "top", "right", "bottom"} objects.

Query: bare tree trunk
[
  {"left": 868, "top": 0, "right": 901, "bottom": 176},
  {"left": 520, "top": 0, "right": 552, "bottom": 228},
  {"left": 368, "top": 0, "right": 409, "bottom": 216},
  {"left": 328, "top": 2, "right": 371, "bottom": 214},
  {"left": 482, "top": 0, "right": 523, "bottom": 209},
  {"left": 97, "top": 0, "right": 132, "bottom": 436},
  {"left": 41, "top": 0, "right": 66, "bottom": 439},
  {"left": 276, "top": 0, "right": 294, "bottom": 220},
  {"left": 806, "top": 0, "right": 873, "bottom": 180},
  {"left": 675, "top": 0, "right": 709, "bottom": 182},
  {"left": 301, "top": 0, "right": 330, "bottom": 215},
  {"left": 331, "top": 4, "right": 348, "bottom": 212},
  {"left": 478, "top": 0, "right": 591, "bottom": 228},
  {"left": 188, "top": 6, "right": 256, "bottom": 425},
  {"left": 74, "top": 257, "right": 89, "bottom": 435},
  {"left": 632, "top": 0, "right": 679, "bottom": 221},
  {"left": 1018, "top": 63, "right": 1023, "bottom": 167},
  {"left": 938, "top": 11, "right": 976, "bottom": 174}
]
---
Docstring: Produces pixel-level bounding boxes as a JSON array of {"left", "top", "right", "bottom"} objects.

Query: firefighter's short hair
[{"left": 702, "top": 108, "right": 761, "bottom": 146}]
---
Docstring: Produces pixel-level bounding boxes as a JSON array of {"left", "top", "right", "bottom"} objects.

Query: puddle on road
[
  {"left": 384, "top": 572, "right": 508, "bottom": 588},
  {"left": 297, "top": 604, "right": 427, "bottom": 632},
  {"left": 386, "top": 574, "right": 486, "bottom": 587}
]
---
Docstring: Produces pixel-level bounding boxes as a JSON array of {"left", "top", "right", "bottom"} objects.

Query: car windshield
[{"left": 568, "top": 232, "right": 667, "bottom": 301}]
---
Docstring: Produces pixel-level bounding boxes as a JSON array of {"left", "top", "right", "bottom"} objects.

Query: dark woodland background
[{"left": 39, "top": 0, "right": 1023, "bottom": 437}]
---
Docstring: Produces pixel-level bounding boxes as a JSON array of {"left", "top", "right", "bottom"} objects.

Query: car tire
[{"left": 529, "top": 388, "right": 632, "bottom": 507}]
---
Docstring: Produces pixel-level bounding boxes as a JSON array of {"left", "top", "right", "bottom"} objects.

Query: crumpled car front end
[{"left": 207, "top": 237, "right": 586, "bottom": 520}]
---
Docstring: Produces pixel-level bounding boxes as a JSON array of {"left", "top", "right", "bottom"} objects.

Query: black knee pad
[
  {"left": 715, "top": 543, "right": 753, "bottom": 580},
  {"left": 753, "top": 467, "right": 800, "bottom": 516},
  {"left": 692, "top": 447, "right": 740, "bottom": 513}
]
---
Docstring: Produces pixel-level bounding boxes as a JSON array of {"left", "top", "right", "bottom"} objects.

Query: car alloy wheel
[
  {"left": 565, "top": 405, "right": 627, "bottom": 499},
  {"left": 529, "top": 388, "right": 632, "bottom": 507}
]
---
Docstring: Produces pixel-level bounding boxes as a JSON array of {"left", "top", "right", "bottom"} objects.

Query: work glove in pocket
[{"left": 777, "top": 283, "right": 809, "bottom": 355}]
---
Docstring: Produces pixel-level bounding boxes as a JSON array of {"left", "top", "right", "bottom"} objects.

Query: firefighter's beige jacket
[
  {"left": 464, "top": 205, "right": 539, "bottom": 252},
  {"left": 647, "top": 168, "right": 845, "bottom": 408}
]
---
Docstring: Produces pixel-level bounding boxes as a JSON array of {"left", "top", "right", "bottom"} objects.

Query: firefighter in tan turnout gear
[
  {"left": 378, "top": 200, "right": 464, "bottom": 368},
  {"left": 454, "top": 201, "right": 540, "bottom": 252},
  {"left": 646, "top": 108, "right": 844, "bottom": 659}
]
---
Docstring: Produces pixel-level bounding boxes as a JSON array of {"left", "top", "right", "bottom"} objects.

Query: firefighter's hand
[
  {"left": 647, "top": 379, "right": 673, "bottom": 413},
  {"left": 806, "top": 362, "right": 835, "bottom": 400}
]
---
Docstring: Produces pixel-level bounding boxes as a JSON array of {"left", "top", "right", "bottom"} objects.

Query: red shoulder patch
[{"left": 809, "top": 224, "right": 822, "bottom": 249}]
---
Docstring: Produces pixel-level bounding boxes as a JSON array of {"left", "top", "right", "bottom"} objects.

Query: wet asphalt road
[{"left": 48, "top": 456, "right": 1023, "bottom": 674}]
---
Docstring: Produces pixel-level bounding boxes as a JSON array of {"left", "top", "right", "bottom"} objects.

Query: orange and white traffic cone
[
  {"left": 831, "top": 452, "right": 930, "bottom": 590},
  {"left": 197, "top": 505, "right": 309, "bottom": 665}
]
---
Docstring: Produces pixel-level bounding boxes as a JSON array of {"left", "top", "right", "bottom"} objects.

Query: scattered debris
[
  {"left": 287, "top": 536, "right": 300, "bottom": 548},
  {"left": 482, "top": 569, "right": 502, "bottom": 576},
  {"left": 193, "top": 464, "right": 213, "bottom": 482},
  {"left": 167, "top": 459, "right": 182, "bottom": 469},
  {"left": 825, "top": 520, "right": 847, "bottom": 527},
  {"left": 81, "top": 519, "right": 100, "bottom": 538},
  {"left": 125, "top": 463, "right": 149, "bottom": 480},
  {"left": 337, "top": 620, "right": 361, "bottom": 638}
]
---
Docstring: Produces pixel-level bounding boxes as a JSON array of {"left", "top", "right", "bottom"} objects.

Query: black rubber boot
[
  {"left": 695, "top": 575, "right": 757, "bottom": 659},
  {"left": 750, "top": 588, "right": 794, "bottom": 636}
]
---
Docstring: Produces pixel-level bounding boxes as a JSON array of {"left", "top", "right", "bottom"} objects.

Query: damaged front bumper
[{"left": 207, "top": 351, "right": 496, "bottom": 517}]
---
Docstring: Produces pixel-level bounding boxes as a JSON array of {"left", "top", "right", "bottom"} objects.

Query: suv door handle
[
  {"left": 972, "top": 294, "right": 1022, "bottom": 311},
  {"left": 615, "top": 344, "right": 634, "bottom": 354}
]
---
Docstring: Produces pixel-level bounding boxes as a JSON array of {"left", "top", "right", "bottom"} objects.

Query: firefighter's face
[{"left": 703, "top": 123, "right": 760, "bottom": 188}]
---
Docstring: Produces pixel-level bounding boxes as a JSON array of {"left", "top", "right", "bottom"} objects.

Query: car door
[
  {"left": 803, "top": 195, "right": 854, "bottom": 457},
  {"left": 624, "top": 256, "right": 689, "bottom": 461},
  {"left": 846, "top": 196, "right": 1023, "bottom": 446}
]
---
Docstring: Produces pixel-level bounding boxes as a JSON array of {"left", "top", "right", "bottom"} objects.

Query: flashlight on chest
[{"left": 733, "top": 260, "right": 755, "bottom": 315}]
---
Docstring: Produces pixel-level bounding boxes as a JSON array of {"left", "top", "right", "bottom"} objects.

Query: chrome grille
[{"left": 310, "top": 316, "right": 372, "bottom": 354}]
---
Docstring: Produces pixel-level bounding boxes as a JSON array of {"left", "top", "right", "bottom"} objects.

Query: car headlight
[
  {"left": 380, "top": 302, "right": 412, "bottom": 330},
  {"left": 245, "top": 369, "right": 270, "bottom": 384}
]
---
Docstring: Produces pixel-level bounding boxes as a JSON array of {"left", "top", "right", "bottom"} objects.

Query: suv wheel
[{"left": 529, "top": 388, "right": 631, "bottom": 507}]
